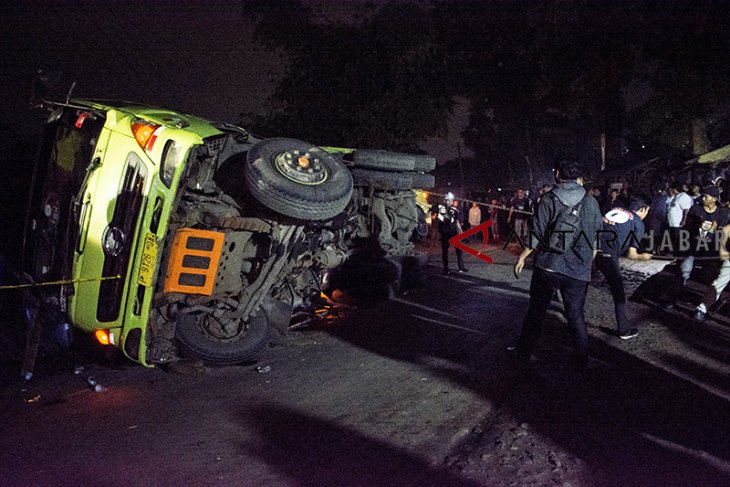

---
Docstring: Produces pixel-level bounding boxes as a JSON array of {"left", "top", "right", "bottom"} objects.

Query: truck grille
[{"left": 97, "top": 154, "right": 147, "bottom": 322}]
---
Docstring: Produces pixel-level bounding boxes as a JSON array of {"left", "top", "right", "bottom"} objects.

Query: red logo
[{"left": 449, "top": 220, "right": 494, "bottom": 264}]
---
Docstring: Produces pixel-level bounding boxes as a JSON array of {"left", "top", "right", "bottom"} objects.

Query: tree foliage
[
  {"left": 242, "top": 0, "right": 454, "bottom": 151},
  {"left": 623, "top": 1, "right": 730, "bottom": 157},
  {"left": 434, "top": 0, "right": 730, "bottom": 186},
  {"left": 433, "top": 1, "right": 646, "bottom": 185},
  {"left": 243, "top": 0, "right": 730, "bottom": 186}
]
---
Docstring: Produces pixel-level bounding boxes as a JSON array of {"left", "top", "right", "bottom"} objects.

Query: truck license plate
[{"left": 137, "top": 233, "right": 158, "bottom": 287}]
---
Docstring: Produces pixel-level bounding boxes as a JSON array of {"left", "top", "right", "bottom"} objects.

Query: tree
[
  {"left": 436, "top": 1, "right": 643, "bottom": 186},
  {"left": 242, "top": 0, "right": 454, "bottom": 151},
  {"left": 242, "top": 0, "right": 730, "bottom": 184},
  {"left": 437, "top": 0, "right": 730, "bottom": 185},
  {"left": 622, "top": 0, "right": 730, "bottom": 162}
]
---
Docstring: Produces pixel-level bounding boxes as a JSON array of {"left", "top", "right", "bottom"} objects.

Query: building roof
[{"left": 686, "top": 144, "right": 730, "bottom": 166}]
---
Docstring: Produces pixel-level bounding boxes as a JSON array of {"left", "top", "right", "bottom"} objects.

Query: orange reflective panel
[{"left": 163, "top": 228, "right": 225, "bottom": 296}]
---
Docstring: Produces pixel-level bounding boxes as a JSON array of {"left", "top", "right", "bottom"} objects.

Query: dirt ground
[{"left": 1, "top": 238, "right": 729, "bottom": 486}]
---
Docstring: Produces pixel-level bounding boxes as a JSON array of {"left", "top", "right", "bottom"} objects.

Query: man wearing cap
[{"left": 670, "top": 186, "right": 727, "bottom": 305}]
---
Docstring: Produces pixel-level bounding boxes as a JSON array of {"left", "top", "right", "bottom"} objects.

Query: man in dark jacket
[
  {"left": 511, "top": 157, "right": 603, "bottom": 366},
  {"left": 508, "top": 188, "right": 532, "bottom": 246},
  {"left": 434, "top": 192, "right": 467, "bottom": 275},
  {"left": 596, "top": 195, "right": 653, "bottom": 339}
]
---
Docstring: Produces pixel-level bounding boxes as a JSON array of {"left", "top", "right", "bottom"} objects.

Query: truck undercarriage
[{"left": 144, "top": 133, "right": 434, "bottom": 365}]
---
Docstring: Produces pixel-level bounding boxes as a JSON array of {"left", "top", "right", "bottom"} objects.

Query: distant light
[
  {"left": 641, "top": 145, "right": 646, "bottom": 149},
  {"left": 497, "top": 187, "right": 502, "bottom": 191}
]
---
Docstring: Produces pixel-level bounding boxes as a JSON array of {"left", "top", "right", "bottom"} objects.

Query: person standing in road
[
  {"left": 590, "top": 186, "right": 605, "bottom": 211},
  {"left": 489, "top": 198, "right": 502, "bottom": 242},
  {"left": 620, "top": 186, "right": 632, "bottom": 206},
  {"left": 596, "top": 195, "right": 653, "bottom": 340},
  {"left": 511, "top": 156, "right": 602, "bottom": 366},
  {"left": 664, "top": 186, "right": 727, "bottom": 309},
  {"left": 535, "top": 184, "right": 553, "bottom": 208},
  {"left": 689, "top": 182, "right": 703, "bottom": 206},
  {"left": 647, "top": 185, "right": 669, "bottom": 245},
  {"left": 677, "top": 186, "right": 726, "bottom": 285},
  {"left": 434, "top": 193, "right": 467, "bottom": 275},
  {"left": 667, "top": 181, "right": 693, "bottom": 246},
  {"left": 468, "top": 201, "right": 482, "bottom": 242},
  {"left": 602, "top": 188, "right": 623, "bottom": 215},
  {"left": 508, "top": 188, "right": 532, "bottom": 246},
  {"left": 693, "top": 220, "right": 730, "bottom": 321}
]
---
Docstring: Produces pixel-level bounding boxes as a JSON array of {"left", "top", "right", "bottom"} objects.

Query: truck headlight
[{"left": 160, "top": 140, "right": 184, "bottom": 188}]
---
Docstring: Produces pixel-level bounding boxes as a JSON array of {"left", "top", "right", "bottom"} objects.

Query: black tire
[
  {"left": 352, "top": 150, "right": 437, "bottom": 173},
  {"left": 411, "top": 173, "right": 435, "bottom": 189},
  {"left": 244, "top": 138, "right": 353, "bottom": 221},
  {"left": 351, "top": 168, "right": 415, "bottom": 191},
  {"left": 176, "top": 307, "right": 271, "bottom": 365}
]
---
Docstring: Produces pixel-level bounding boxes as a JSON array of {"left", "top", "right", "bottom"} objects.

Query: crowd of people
[
  {"left": 435, "top": 176, "right": 730, "bottom": 258},
  {"left": 430, "top": 162, "right": 730, "bottom": 366}
]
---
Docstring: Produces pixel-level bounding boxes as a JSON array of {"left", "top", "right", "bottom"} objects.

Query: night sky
[
  {"left": 2, "top": 1, "right": 729, "bottom": 162},
  {"left": 1, "top": 1, "right": 472, "bottom": 160},
  {"left": 1, "top": 1, "right": 280, "bottom": 134}
]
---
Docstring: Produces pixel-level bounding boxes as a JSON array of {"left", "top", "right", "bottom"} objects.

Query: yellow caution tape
[{"left": 0, "top": 275, "right": 121, "bottom": 290}]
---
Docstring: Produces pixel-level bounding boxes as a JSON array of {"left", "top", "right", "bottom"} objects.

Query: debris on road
[
  {"left": 22, "top": 390, "right": 41, "bottom": 404},
  {"left": 85, "top": 376, "right": 104, "bottom": 393}
]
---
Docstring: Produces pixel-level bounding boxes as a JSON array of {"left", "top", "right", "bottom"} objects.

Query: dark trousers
[
  {"left": 440, "top": 233, "right": 464, "bottom": 270},
  {"left": 516, "top": 267, "right": 590, "bottom": 357},
  {"left": 513, "top": 218, "right": 529, "bottom": 244},
  {"left": 595, "top": 254, "right": 631, "bottom": 334}
]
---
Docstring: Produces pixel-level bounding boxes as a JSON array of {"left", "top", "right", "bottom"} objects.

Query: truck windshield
[{"left": 23, "top": 108, "right": 106, "bottom": 280}]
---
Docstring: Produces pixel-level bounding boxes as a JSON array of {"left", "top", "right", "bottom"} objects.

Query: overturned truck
[{"left": 22, "top": 100, "right": 434, "bottom": 366}]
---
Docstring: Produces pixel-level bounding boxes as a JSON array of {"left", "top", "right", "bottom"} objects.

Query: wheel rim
[{"left": 273, "top": 149, "right": 329, "bottom": 185}]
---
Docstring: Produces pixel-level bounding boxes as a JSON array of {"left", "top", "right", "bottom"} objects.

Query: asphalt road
[{"left": 2, "top": 240, "right": 730, "bottom": 486}]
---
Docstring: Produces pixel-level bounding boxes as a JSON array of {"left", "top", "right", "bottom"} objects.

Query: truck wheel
[
  {"left": 411, "top": 173, "right": 435, "bottom": 189},
  {"left": 352, "top": 150, "right": 437, "bottom": 172},
  {"left": 176, "top": 305, "right": 271, "bottom": 365},
  {"left": 244, "top": 138, "right": 353, "bottom": 221},
  {"left": 351, "top": 168, "right": 414, "bottom": 191}
]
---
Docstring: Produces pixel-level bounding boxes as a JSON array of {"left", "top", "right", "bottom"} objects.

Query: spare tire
[
  {"left": 244, "top": 138, "right": 353, "bottom": 221},
  {"left": 352, "top": 150, "right": 437, "bottom": 172},
  {"left": 411, "top": 173, "right": 435, "bottom": 189},
  {"left": 351, "top": 168, "right": 415, "bottom": 191}
]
